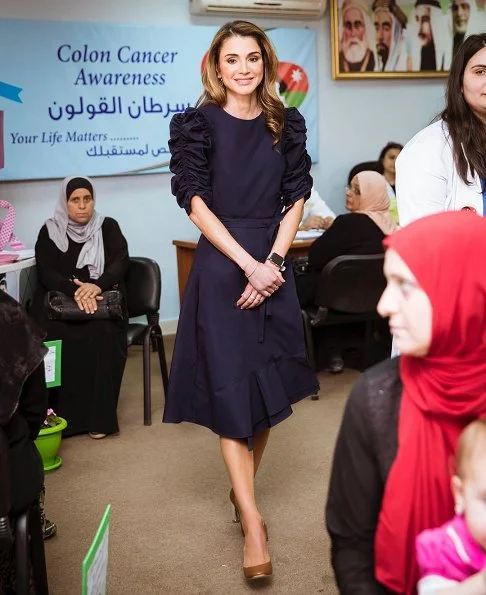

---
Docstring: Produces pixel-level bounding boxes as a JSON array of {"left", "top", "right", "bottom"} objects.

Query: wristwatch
[{"left": 267, "top": 252, "right": 286, "bottom": 272}]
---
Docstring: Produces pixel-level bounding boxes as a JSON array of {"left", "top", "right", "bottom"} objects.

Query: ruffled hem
[
  {"left": 281, "top": 107, "right": 312, "bottom": 207},
  {"left": 168, "top": 107, "right": 213, "bottom": 214},
  {"left": 163, "top": 354, "right": 319, "bottom": 448}
]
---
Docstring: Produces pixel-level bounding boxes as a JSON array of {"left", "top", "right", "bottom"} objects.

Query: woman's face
[
  {"left": 217, "top": 35, "right": 264, "bottom": 100},
  {"left": 377, "top": 249, "right": 433, "bottom": 357},
  {"left": 382, "top": 148, "right": 401, "bottom": 176},
  {"left": 345, "top": 175, "right": 361, "bottom": 211},
  {"left": 462, "top": 46, "right": 486, "bottom": 122},
  {"left": 67, "top": 188, "right": 94, "bottom": 224}
]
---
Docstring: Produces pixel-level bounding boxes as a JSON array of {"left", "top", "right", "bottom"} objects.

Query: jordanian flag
[{"left": 277, "top": 62, "right": 309, "bottom": 109}]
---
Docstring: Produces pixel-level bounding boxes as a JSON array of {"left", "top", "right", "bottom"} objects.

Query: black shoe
[
  {"left": 328, "top": 356, "right": 344, "bottom": 374},
  {"left": 42, "top": 518, "right": 57, "bottom": 540}
]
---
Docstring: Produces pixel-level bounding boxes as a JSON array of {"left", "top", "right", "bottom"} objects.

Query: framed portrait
[{"left": 330, "top": 0, "right": 486, "bottom": 79}]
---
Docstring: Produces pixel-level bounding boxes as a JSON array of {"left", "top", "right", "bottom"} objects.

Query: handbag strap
[{"left": 0, "top": 200, "right": 25, "bottom": 252}]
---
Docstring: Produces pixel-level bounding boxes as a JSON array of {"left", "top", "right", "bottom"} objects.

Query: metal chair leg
[
  {"left": 142, "top": 329, "right": 152, "bottom": 426},
  {"left": 15, "top": 510, "right": 29, "bottom": 595},
  {"left": 152, "top": 325, "right": 169, "bottom": 395},
  {"left": 302, "top": 310, "right": 316, "bottom": 371},
  {"left": 301, "top": 310, "right": 319, "bottom": 400}
]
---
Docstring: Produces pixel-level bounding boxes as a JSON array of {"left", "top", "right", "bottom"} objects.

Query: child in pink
[{"left": 416, "top": 419, "right": 486, "bottom": 593}]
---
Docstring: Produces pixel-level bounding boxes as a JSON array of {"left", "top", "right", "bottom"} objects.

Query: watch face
[{"left": 270, "top": 253, "right": 284, "bottom": 266}]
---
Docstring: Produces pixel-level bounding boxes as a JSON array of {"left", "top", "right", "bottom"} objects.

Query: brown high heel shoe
[
  {"left": 243, "top": 560, "right": 273, "bottom": 580},
  {"left": 243, "top": 521, "right": 272, "bottom": 580}
]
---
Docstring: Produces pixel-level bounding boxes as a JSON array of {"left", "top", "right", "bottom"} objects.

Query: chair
[
  {"left": 347, "top": 160, "right": 383, "bottom": 184},
  {"left": 15, "top": 502, "right": 49, "bottom": 595},
  {"left": 125, "top": 257, "right": 169, "bottom": 426},
  {"left": 301, "top": 254, "right": 388, "bottom": 390}
]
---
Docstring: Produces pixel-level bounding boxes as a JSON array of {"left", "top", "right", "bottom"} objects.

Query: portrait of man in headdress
[
  {"left": 451, "top": 0, "right": 484, "bottom": 56},
  {"left": 372, "top": 0, "right": 410, "bottom": 71},
  {"left": 410, "top": 0, "right": 451, "bottom": 71},
  {"left": 339, "top": 0, "right": 376, "bottom": 72}
]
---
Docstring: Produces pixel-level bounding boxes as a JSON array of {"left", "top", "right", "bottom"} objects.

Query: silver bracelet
[{"left": 245, "top": 263, "right": 258, "bottom": 279}]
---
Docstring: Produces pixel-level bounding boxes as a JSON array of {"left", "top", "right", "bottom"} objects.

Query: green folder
[
  {"left": 43, "top": 340, "right": 62, "bottom": 388},
  {"left": 82, "top": 505, "right": 111, "bottom": 595}
]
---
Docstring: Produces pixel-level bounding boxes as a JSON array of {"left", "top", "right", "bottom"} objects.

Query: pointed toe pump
[
  {"left": 242, "top": 520, "right": 272, "bottom": 580},
  {"left": 243, "top": 559, "right": 273, "bottom": 580}
]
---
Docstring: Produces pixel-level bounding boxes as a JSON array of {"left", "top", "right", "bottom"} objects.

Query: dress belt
[
  {"left": 219, "top": 215, "right": 282, "bottom": 238},
  {"left": 219, "top": 216, "right": 285, "bottom": 344}
]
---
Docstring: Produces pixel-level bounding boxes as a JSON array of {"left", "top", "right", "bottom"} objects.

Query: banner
[{"left": 0, "top": 20, "right": 317, "bottom": 181}]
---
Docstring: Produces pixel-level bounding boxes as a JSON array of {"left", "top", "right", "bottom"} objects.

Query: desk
[
  {"left": 0, "top": 257, "right": 36, "bottom": 304},
  {"left": 173, "top": 239, "right": 314, "bottom": 304}
]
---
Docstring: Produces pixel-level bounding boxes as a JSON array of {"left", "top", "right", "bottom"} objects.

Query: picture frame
[{"left": 330, "top": 0, "right": 486, "bottom": 79}]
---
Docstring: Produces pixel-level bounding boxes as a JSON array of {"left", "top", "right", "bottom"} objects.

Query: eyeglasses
[{"left": 345, "top": 185, "right": 361, "bottom": 195}]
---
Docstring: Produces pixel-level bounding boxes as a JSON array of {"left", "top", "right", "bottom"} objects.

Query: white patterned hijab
[{"left": 45, "top": 176, "right": 105, "bottom": 279}]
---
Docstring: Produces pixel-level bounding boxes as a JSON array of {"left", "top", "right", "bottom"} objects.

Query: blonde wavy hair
[{"left": 197, "top": 21, "right": 284, "bottom": 145}]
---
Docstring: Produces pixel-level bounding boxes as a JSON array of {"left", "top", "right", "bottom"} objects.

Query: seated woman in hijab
[
  {"left": 326, "top": 211, "right": 486, "bottom": 595},
  {"left": 31, "top": 176, "right": 129, "bottom": 440},
  {"left": 295, "top": 171, "right": 396, "bottom": 372},
  {"left": 0, "top": 291, "right": 48, "bottom": 592},
  {"left": 296, "top": 171, "right": 396, "bottom": 308}
]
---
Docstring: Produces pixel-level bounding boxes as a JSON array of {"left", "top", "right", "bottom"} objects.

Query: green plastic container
[{"left": 34, "top": 417, "right": 68, "bottom": 472}]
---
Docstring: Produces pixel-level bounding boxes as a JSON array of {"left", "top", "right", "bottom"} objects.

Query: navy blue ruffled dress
[{"left": 163, "top": 104, "right": 319, "bottom": 446}]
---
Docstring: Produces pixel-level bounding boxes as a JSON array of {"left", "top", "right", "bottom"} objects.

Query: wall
[{"left": 1, "top": 0, "right": 447, "bottom": 328}]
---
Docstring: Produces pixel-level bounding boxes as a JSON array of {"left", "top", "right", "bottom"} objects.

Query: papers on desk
[
  {"left": 0, "top": 253, "right": 19, "bottom": 264},
  {"left": 0, "top": 249, "right": 35, "bottom": 260},
  {"left": 294, "top": 229, "right": 324, "bottom": 240}
]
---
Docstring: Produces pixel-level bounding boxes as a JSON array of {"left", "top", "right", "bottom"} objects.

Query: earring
[{"left": 455, "top": 502, "right": 464, "bottom": 515}]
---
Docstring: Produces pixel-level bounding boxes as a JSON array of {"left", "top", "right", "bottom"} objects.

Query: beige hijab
[{"left": 352, "top": 171, "right": 397, "bottom": 235}]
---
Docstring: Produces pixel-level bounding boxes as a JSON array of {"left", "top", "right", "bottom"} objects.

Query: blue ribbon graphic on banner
[{"left": 0, "top": 82, "right": 22, "bottom": 103}]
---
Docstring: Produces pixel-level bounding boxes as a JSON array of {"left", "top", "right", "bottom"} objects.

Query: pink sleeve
[
  {"left": 416, "top": 524, "right": 473, "bottom": 583},
  {"left": 416, "top": 529, "right": 447, "bottom": 579}
]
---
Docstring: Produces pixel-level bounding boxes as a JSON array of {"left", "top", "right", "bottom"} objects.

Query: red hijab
[{"left": 374, "top": 211, "right": 486, "bottom": 594}]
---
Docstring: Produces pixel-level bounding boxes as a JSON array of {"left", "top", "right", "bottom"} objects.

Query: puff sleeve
[
  {"left": 281, "top": 107, "right": 313, "bottom": 208},
  {"left": 168, "top": 107, "right": 213, "bottom": 215}
]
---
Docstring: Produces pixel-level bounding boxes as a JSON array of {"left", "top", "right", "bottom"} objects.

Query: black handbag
[
  {"left": 291, "top": 256, "right": 309, "bottom": 277},
  {"left": 46, "top": 290, "right": 126, "bottom": 322}
]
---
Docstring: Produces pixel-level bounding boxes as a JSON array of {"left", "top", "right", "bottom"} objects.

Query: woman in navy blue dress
[{"left": 163, "top": 20, "right": 319, "bottom": 579}]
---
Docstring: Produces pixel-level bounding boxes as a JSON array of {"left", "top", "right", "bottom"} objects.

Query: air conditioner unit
[{"left": 190, "top": 0, "right": 326, "bottom": 19}]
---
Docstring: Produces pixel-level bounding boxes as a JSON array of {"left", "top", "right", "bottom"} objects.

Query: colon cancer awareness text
[{"left": 57, "top": 44, "right": 179, "bottom": 86}]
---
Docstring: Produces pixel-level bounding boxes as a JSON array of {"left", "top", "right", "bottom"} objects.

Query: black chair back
[
  {"left": 125, "top": 256, "right": 168, "bottom": 425},
  {"left": 125, "top": 257, "right": 161, "bottom": 318},
  {"left": 347, "top": 160, "right": 383, "bottom": 184},
  {"left": 314, "top": 254, "right": 386, "bottom": 314}
]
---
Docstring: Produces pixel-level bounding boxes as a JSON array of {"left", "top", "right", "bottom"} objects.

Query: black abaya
[{"left": 31, "top": 217, "right": 129, "bottom": 436}]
